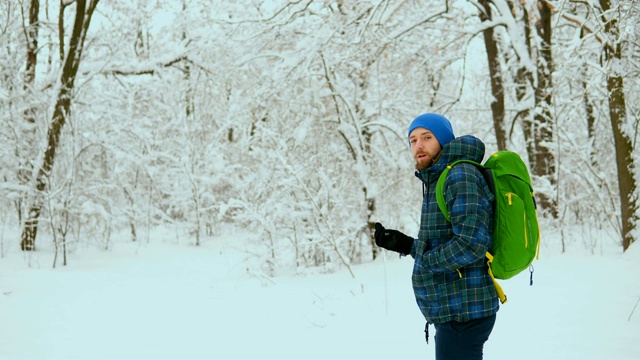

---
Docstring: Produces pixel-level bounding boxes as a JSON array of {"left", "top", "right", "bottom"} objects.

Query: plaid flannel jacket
[{"left": 409, "top": 135, "right": 499, "bottom": 324}]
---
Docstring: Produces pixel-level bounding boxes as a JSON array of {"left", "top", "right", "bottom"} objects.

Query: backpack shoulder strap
[
  {"left": 486, "top": 252, "right": 508, "bottom": 304},
  {"left": 435, "top": 159, "right": 483, "bottom": 222}
]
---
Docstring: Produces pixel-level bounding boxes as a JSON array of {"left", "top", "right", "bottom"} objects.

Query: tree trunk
[
  {"left": 505, "top": 0, "right": 556, "bottom": 217},
  {"left": 582, "top": 63, "right": 597, "bottom": 166},
  {"left": 599, "top": 0, "right": 638, "bottom": 251},
  {"left": 362, "top": 129, "right": 378, "bottom": 261},
  {"left": 531, "top": 0, "right": 557, "bottom": 217},
  {"left": 21, "top": 0, "right": 99, "bottom": 251},
  {"left": 607, "top": 75, "right": 636, "bottom": 251},
  {"left": 17, "top": 0, "right": 40, "bottom": 225},
  {"left": 24, "top": 0, "right": 39, "bottom": 90},
  {"left": 479, "top": 0, "right": 507, "bottom": 151},
  {"left": 509, "top": 2, "right": 534, "bottom": 157}
]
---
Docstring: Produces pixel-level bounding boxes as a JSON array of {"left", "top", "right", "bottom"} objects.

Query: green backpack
[{"left": 435, "top": 151, "right": 540, "bottom": 304}]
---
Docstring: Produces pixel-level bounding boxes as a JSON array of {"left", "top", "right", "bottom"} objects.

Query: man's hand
[{"left": 374, "top": 222, "right": 413, "bottom": 255}]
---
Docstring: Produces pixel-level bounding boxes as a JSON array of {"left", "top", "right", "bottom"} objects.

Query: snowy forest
[{"left": 1, "top": 0, "right": 639, "bottom": 273}]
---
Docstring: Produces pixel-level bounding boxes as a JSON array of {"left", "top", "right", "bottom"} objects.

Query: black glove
[{"left": 374, "top": 222, "right": 413, "bottom": 255}]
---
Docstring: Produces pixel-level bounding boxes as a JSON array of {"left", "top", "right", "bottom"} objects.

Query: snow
[{"left": 1, "top": 227, "right": 640, "bottom": 360}]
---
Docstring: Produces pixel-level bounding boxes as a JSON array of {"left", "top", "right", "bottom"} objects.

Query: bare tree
[
  {"left": 21, "top": 0, "right": 100, "bottom": 251},
  {"left": 529, "top": 0, "right": 557, "bottom": 216},
  {"left": 22, "top": 0, "right": 38, "bottom": 126},
  {"left": 16, "top": 0, "right": 40, "bottom": 225},
  {"left": 478, "top": 0, "right": 507, "bottom": 151},
  {"left": 598, "top": 0, "right": 638, "bottom": 251},
  {"left": 474, "top": 0, "right": 557, "bottom": 215},
  {"left": 581, "top": 28, "right": 598, "bottom": 165}
]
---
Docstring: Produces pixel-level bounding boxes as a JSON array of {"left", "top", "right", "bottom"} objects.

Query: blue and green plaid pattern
[{"left": 409, "top": 135, "right": 499, "bottom": 324}]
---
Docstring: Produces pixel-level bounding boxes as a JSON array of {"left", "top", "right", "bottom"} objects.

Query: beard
[
  {"left": 415, "top": 158, "right": 430, "bottom": 170},
  {"left": 414, "top": 151, "right": 440, "bottom": 170}
]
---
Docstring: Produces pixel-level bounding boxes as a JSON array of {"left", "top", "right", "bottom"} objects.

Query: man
[{"left": 374, "top": 113, "right": 498, "bottom": 360}]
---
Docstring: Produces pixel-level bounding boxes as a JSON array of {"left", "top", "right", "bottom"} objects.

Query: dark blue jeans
[{"left": 433, "top": 314, "right": 496, "bottom": 360}]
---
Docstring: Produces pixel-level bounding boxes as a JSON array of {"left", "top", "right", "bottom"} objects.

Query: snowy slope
[{"left": 1, "top": 228, "right": 639, "bottom": 359}]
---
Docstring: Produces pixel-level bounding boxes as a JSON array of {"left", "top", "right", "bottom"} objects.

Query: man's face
[{"left": 409, "top": 128, "right": 442, "bottom": 170}]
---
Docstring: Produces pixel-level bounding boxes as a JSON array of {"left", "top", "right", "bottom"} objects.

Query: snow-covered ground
[{"left": 1, "top": 227, "right": 639, "bottom": 359}]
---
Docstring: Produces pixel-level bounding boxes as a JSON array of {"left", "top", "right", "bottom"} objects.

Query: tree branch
[
  {"left": 100, "top": 56, "right": 190, "bottom": 76},
  {"left": 391, "top": 2, "right": 450, "bottom": 40},
  {"left": 553, "top": 8, "right": 615, "bottom": 53}
]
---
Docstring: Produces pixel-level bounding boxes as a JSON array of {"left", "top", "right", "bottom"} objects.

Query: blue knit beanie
[{"left": 407, "top": 113, "right": 455, "bottom": 147}]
